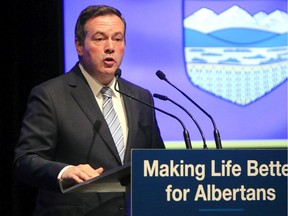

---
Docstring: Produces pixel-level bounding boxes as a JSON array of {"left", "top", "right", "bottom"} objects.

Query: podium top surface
[{"left": 62, "top": 162, "right": 131, "bottom": 193}]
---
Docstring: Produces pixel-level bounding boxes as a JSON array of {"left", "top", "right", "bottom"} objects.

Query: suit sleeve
[{"left": 14, "top": 84, "right": 67, "bottom": 192}]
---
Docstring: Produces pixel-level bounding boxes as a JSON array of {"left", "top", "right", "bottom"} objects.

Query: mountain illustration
[{"left": 184, "top": 5, "right": 288, "bottom": 34}]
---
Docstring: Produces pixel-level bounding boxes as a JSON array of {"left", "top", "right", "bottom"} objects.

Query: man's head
[{"left": 75, "top": 5, "right": 126, "bottom": 84}]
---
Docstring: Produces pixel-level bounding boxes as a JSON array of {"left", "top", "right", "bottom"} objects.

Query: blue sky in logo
[{"left": 183, "top": 0, "right": 287, "bottom": 16}]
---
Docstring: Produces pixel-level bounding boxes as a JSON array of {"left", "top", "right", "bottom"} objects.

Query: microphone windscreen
[
  {"left": 115, "top": 68, "right": 122, "bottom": 78},
  {"left": 153, "top": 93, "right": 168, "bottom": 101},
  {"left": 156, "top": 70, "right": 166, "bottom": 80}
]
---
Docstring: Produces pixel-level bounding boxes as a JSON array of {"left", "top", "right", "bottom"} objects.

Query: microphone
[
  {"left": 156, "top": 70, "right": 222, "bottom": 149},
  {"left": 153, "top": 93, "right": 208, "bottom": 149},
  {"left": 114, "top": 69, "right": 192, "bottom": 149}
]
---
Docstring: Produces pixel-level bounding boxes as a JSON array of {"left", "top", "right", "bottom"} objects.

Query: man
[{"left": 14, "top": 5, "right": 165, "bottom": 216}]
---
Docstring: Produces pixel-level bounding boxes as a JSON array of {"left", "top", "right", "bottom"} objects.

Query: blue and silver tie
[{"left": 101, "top": 86, "right": 125, "bottom": 163}]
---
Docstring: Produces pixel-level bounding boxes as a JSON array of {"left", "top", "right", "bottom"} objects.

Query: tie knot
[{"left": 101, "top": 86, "right": 112, "bottom": 99}]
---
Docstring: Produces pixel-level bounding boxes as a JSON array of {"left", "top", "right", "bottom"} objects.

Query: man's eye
[
  {"left": 114, "top": 37, "right": 123, "bottom": 42},
  {"left": 96, "top": 38, "right": 104, "bottom": 41}
]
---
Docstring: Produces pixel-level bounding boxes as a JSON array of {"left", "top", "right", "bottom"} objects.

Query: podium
[
  {"left": 61, "top": 149, "right": 287, "bottom": 216},
  {"left": 131, "top": 149, "right": 287, "bottom": 216}
]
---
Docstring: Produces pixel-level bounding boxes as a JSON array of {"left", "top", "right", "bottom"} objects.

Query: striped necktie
[{"left": 101, "top": 86, "right": 125, "bottom": 163}]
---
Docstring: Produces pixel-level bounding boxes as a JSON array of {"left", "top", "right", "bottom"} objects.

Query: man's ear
[{"left": 75, "top": 39, "right": 83, "bottom": 56}]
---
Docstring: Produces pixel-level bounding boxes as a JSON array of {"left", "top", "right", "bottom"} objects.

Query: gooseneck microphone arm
[
  {"left": 114, "top": 69, "right": 192, "bottom": 149},
  {"left": 153, "top": 93, "right": 208, "bottom": 149},
  {"left": 156, "top": 70, "right": 222, "bottom": 149}
]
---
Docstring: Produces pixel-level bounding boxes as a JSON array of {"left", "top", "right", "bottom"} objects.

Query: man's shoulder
[
  {"left": 33, "top": 73, "right": 67, "bottom": 90},
  {"left": 120, "top": 78, "right": 150, "bottom": 94},
  {"left": 34, "top": 64, "right": 81, "bottom": 89},
  {"left": 29, "top": 68, "right": 82, "bottom": 99}
]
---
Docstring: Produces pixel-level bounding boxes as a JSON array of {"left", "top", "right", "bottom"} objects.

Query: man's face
[{"left": 76, "top": 14, "right": 125, "bottom": 84}]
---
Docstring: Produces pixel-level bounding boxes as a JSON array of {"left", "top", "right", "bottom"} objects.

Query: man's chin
[{"left": 103, "top": 67, "right": 118, "bottom": 74}]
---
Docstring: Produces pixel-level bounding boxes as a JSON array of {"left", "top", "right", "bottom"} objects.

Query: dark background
[{"left": 1, "top": 1, "right": 64, "bottom": 215}]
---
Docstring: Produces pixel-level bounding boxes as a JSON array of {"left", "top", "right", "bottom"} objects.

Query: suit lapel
[
  {"left": 119, "top": 80, "right": 140, "bottom": 157},
  {"left": 66, "top": 65, "right": 120, "bottom": 162}
]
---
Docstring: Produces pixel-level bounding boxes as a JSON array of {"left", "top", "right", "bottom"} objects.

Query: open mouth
[
  {"left": 104, "top": 57, "right": 115, "bottom": 66},
  {"left": 104, "top": 57, "right": 114, "bottom": 62}
]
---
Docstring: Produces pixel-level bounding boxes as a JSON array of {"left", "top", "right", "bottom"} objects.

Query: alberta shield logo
[{"left": 183, "top": 2, "right": 288, "bottom": 106}]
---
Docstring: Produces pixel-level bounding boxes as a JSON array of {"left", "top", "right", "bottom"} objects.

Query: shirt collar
[{"left": 79, "top": 63, "right": 121, "bottom": 99}]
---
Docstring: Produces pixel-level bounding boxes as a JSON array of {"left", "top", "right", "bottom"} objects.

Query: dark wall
[{"left": 1, "top": 1, "right": 64, "bottom": 215}]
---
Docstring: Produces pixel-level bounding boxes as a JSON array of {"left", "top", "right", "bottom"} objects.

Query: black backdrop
[{"left": 1, "top": 1, "right": 64, "bottom": 215}]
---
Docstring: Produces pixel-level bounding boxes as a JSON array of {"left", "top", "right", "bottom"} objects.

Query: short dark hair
[{"left": 75, "top": 5, "right": 126, "bottom": 44}]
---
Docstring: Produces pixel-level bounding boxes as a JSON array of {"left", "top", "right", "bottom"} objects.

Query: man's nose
[{"left": 104, "top": 39, "right": 115, "bottom": 54}]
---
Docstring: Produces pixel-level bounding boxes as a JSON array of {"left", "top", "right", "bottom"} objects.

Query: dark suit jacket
[{"left": 14, "top": 63, "right": 165, "bottom": 216}]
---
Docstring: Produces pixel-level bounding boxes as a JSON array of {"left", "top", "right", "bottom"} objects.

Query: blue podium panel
[{"left": 131, "top": 149, "right": 287, "bottom": 216}]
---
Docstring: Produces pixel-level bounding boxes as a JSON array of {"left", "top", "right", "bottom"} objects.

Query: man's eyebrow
[
  {"left": 93, "top": 31, "right": 105, "bottom": 35},
  {"left": 92, "top": 31, "right": 124, "bottom": 37}
]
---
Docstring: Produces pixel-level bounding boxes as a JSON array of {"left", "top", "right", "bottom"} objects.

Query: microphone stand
[
  {"left": 153, "top": 93, "right": 208, "bottom": 149},
  {"left": 156, "top": 70, "right": 222, "bottom": 149},
  {"left": 114, "top": 69, "right": 192, "bottom": 149}
]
